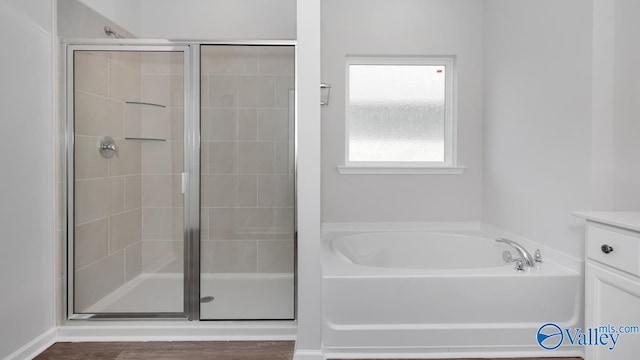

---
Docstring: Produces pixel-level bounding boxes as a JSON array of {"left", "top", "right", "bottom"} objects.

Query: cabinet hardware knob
[{"left": 601, "top": 244, "right": 614, "bottom": 254}]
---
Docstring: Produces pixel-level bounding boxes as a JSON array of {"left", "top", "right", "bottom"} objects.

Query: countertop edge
[{"left": 573, "top": 211, "right": 640, "bottom": 233}]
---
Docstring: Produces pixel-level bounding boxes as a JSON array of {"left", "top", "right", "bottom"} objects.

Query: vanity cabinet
[{"left": 577, "top": 213, "right": 640, "bottom": 360}]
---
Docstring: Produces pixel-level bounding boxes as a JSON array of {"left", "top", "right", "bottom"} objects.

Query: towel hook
[{"left": 320, "top": 83, "right": 332, "bottom": 106}]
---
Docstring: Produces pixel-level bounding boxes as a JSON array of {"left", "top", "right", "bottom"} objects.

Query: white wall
[
  {"left": 60, "top": 0, "right": 296, "bottom": 40},
  {"left": 482, "top": 0, "right": 593, "bottom": 257},
  {"left": 77, "top": 0, "right": 141, "bottom": 35},
  {"left": 138, "top": 0, "right": 296, "bottom": 40},
  {"left": 612, "top": 0, "right": 640, "bottom": 210},
  {"left": 321, "top": 0, "right": 484, "bottom": 223},
  {"left": 294, "top": 1, "right": 323, "bottom": 358},
  {"left": 590, "top": 0, "right": 615, "bottom": 211},
  {"left": 0, "top": 0, "right": 56, "bottom": 358},
  {"left": 58, "top": 0, "right": 136, "bottom": 39}
]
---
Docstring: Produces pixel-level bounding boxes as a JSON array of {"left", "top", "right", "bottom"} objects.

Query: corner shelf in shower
[
  {"left": 125, "top": 101, "right": 167, "bottom": 108},
  {"left": 124, "top": 101, "right": 167, "bottom": 141},
  {"left": 124, "top": 137, "right": 166, "bottom": 142}
]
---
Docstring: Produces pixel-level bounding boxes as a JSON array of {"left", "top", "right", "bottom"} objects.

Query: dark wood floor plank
[
  {"left": 35, "top": 342, "right": 582, "bottom": 360},
  {"left": 116, "top": 341, "right": 294, "bottom": 360},
  {"left": 34, "top": 341, "right": 294, "bottom": 360},
  {"left": 34, "top": 342, "right": 122, "bottom": 360}
]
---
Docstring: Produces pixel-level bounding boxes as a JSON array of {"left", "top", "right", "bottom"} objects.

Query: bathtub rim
[{"left": 322, "top": 221, "right": 583, "bottom": 274}]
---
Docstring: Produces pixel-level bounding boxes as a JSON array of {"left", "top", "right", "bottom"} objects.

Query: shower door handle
[{"left": 181, "top": 172, "right": 188, "bottom": 194}]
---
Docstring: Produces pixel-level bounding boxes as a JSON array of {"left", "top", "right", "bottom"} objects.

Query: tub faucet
[{"left": 495, "top": 238, "right": 536, "bottom": 267}]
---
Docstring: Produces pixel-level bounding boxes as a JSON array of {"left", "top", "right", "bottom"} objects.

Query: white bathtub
[{"left": 322, "top": 227, "right": 582, "bottom": 358}]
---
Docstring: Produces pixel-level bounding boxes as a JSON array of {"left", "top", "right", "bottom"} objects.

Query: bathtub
[{"left": 322, "top": 226, "right": 582, "bottom": 358}]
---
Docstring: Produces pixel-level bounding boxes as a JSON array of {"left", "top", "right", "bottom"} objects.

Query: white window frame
[{"left": 338, "top": 56, "right": 465, "bottom": 175}]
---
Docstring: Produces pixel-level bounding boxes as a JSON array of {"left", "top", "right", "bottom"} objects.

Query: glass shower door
[
  {"left": 70, "top": 48, "right": 188, "bottom": 316},
  {"left": 199, "top": 45, "right": 295, "bottom": 320}
]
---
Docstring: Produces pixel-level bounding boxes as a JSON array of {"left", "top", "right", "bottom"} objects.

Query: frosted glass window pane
[{"left": 348, "top": 64, "right": 446, "bottom": 162}]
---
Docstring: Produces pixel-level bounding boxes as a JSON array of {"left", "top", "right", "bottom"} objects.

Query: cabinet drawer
[{"left": 587, "top": 223, "right": 640, "bottom": 276}]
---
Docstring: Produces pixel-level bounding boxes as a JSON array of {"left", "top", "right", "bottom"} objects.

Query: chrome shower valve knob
[{"left": 98, "top": 136, "right": 119, "bottom": 159}]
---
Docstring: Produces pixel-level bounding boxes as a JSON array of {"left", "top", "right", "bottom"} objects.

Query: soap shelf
[
  {"left": 124, "top": 137, "right": 166, "bottom": 142},
  {"left": 125, "top": 101, "right": 166, "bottom": 108}
]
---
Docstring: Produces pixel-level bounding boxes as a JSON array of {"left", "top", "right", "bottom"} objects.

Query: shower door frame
[
  {"left": 65, "top": 42, "right": 200, "bottom": 320},
  {"left": 63, "top": 40, "right": 298, "bottom": 322}
]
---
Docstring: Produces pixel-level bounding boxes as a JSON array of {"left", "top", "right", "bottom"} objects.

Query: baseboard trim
[
  {"left": 293, "top": 349, "right": 324, "bottom": 360},
  {"left": 4, "top": 328, "right": 57, "bottom": 360},
  {"left": 56, "top": 320, "right": 297, "bottom": 342},
  {"left": 323, "top": 346, "right": 583, "bottom": 359}
]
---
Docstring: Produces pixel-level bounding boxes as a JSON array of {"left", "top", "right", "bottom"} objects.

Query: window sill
[{"left": 336, "top": 165, "right": 467, "bottom": 175}]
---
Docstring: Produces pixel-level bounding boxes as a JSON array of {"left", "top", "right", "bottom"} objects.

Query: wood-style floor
[
  {"left": 34, "top": 341, "right": 583, "bottom": 360},
  {"left": 34, "top": 342, "right": 294, "bottom": 360}
]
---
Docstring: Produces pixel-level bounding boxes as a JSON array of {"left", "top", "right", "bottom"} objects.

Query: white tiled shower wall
[
  {"left": 73, "top": 51, "right": 145, "bottom": 311},
  {"left": 139, "top": 52, "right": 185, "bottom": 275},
  {"left": 73, "top": 51, "right": 185, "bottom": 311}
]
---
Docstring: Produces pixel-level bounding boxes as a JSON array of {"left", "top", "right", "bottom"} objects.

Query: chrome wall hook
[{"left": 320, "top": 83, "right": 332, "bottom": 105}]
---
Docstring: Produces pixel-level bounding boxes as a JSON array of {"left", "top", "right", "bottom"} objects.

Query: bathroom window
[{"left": 339, "top": 57, "right": 464, "bottom": 174}]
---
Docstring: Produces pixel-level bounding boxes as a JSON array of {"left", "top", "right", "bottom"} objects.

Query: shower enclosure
[{"left": 66, "top": 43, "right": 295, "bottom": 320}]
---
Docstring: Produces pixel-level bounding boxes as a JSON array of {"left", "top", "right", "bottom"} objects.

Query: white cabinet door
[{"left": 586, "top": 263, "right": 640, "bottom": 360}]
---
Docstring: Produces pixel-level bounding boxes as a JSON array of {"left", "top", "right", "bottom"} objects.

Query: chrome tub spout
[{"left": 496, "top": 238, "right": 536, "bottom": 267}]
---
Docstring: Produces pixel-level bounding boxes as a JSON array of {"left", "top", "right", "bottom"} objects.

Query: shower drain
[{"left": 200, "top": 296, "right": 215, "bottom": 303}]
